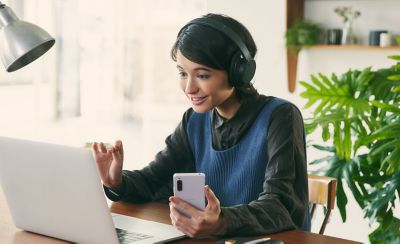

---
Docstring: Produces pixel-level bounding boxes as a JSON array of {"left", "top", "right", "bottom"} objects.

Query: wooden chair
[{"left": 308, "top": 174, "right": 337, "bottom": 234}]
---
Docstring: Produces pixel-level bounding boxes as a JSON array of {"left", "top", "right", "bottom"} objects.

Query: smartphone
[{"left": 173, "top": 173, "right": 205, "bottom": 216}]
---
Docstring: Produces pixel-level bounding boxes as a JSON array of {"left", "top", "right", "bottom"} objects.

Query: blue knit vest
[{"left": 186, "top": 98, "right": 287, "bottom": 206}]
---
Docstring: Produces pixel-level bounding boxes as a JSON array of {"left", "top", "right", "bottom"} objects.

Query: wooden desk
[
  {"left": 109, "top": 202, "right": 362, "bottom": 244},
  {"left": 0, "top": 190, "right": 361, "bottom": 244}
]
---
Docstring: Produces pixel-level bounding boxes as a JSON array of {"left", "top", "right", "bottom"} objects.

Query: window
[{"left": 0, "top": 0, "right": 206, "bottom": 167}]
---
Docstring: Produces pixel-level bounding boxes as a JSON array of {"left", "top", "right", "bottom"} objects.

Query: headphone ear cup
[{"left": 229, "top": 52, "right": 256, "bottom": 87}]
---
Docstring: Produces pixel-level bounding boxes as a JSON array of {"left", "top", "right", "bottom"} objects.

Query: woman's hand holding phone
[
  {"left": 170, "top": 174, "right": 226, "bottom": 238},
  {"left": 92, "top": 140, "right": 124, "bottom": 191}
]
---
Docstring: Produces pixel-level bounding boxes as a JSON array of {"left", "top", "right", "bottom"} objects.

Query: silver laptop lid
[{"left": 0, "top": 136, "right": 119, "bottom": 244}]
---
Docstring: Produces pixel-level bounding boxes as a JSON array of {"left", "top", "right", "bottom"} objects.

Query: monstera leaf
[{"left": 301, "top": 56, "right": 400, "bottom": 243}]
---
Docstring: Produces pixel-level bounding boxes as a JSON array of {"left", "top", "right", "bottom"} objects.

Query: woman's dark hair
[{"left": 171, "top": 13, "right": 258, "bottom": 102}]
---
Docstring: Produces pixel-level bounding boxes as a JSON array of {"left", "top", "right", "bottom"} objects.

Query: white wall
[{"left": 207, "top": 0, "right": 400, "bottom": 243}]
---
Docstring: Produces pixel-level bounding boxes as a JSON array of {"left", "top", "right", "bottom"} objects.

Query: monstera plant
[{"left": 300, "top": 55, "right": 400, "bottom": 243}]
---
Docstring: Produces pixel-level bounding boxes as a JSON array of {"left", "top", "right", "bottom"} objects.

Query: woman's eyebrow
[
  {"left": 176, "top": 65, "right": 212, "bottom": 72},
  {"left": 194, "top": 67, "right": 212, "bottom": 72}
]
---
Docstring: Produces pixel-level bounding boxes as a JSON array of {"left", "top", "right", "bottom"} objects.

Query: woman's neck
[{"left": 215, "top": 90, "right": 241, "bottom": 120}]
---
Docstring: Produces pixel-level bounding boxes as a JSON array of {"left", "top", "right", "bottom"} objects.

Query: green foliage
[
  {"left": 285, "top": 19, "right": 321, "bottom": 53},
  {"left": 300, "top": 57, "right": 400, "bottom": 243},
  {"left": 369, "top": 216, "right": 400, "bottom": 244}
]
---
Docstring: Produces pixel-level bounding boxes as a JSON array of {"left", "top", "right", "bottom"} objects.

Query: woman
[{"left": 92, "top": 13, "right": 310, "bottom": 238}]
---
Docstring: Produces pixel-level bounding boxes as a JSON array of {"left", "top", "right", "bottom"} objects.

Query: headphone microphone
[{"left": 178, "top": 18, "right": 256, "bottom": 88}]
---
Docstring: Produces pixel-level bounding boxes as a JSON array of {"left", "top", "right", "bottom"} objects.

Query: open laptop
[{"left": 0, "top": 136, "right": 185, "bottom": 243}]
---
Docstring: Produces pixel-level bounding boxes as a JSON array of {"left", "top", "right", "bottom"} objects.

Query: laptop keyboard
[{"left": 116, "top": 228, "right": 153, "bottom": 243}]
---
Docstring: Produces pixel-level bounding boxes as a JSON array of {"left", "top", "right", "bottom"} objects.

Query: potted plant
[
  {"left": 285, "top": 19, "right": 322, "bottom": 92},
  {"left": 300, "top": 55, "right": 400, "bottom": 243},
  {"left": 285, "top": 19, "right": 322, "bottom": 53}
]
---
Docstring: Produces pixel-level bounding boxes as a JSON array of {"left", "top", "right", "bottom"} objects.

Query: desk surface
[{"left": 0, "top": 191, "right": 361, "bottom": 244}]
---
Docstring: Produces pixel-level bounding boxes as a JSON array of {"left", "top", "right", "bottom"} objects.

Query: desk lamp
[{"left": 0, "top": 1, "right": 55, "bottom": 72}]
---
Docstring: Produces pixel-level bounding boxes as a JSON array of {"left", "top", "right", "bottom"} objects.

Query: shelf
[
  {"left": 285, "top": 0, "right": 400, "bottom": 93},
  {"left": 305, "top": 45, "right": 400, "bottom": 50}
]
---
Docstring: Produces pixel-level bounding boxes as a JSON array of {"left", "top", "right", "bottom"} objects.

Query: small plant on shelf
[
  {"left": 334, "top": 6, "right": 361, "bottom": 23},
  {"left": 334, "top": 6, "right": 361, "bottom": 45},
  {"left": 285, "top": 19, "right": 322, "bottom": 53}
]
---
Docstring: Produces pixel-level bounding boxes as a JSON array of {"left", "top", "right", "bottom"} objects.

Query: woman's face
[{"left": 176, "top": 51, "right": 239, "bottom": 118}]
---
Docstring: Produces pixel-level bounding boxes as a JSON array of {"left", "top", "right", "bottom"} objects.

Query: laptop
[{"left": 0, "top": 136, "right": 185, "bottom": 243}]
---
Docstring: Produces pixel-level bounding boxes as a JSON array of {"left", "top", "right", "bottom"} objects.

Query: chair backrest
[{"left": 308, "top": 174, "right": 337, "bottom": 234}]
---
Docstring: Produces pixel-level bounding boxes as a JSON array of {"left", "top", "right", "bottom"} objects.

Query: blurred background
[
  {"left": 1, "top": 0, "right": 400, "bottom": 243},
  {"left": 0, "top": 0, "right": 206, "bottom": 167}
]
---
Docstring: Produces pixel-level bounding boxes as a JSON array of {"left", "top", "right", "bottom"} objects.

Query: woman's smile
[{"left": 189, "top": 95, "right": 208, "bottom": 106}]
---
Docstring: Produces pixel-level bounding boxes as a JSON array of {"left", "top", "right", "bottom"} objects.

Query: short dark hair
[{"left": 171, "top": 13, "right": 258, "bottom": 101}]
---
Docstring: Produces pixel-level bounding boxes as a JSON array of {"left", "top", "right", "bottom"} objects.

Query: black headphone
[{"left": 178, "top": 18, "right": 256, "bottom": 88}]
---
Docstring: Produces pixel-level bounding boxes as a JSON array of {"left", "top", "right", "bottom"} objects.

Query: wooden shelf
[
  {"left": 286, "top": 0, "right": 304, "bottom": 93},
  {"left": 305, "top": 45, "right": 400, "bottom": 50}
]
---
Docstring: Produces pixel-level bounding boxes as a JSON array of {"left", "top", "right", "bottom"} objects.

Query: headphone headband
[{"left": 179, "top": 18, "right": 254, "bottom": 62}]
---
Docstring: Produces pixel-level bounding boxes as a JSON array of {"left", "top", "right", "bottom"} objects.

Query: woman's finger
[
  {"left": 205, "top": 185, "right": 220, "bottom": 211},
  {"left": 92, "top": 142, "right": 99, "bottom": 154},
  {"left": 99, "top": 142, "right": 107, "bottom": 153}
]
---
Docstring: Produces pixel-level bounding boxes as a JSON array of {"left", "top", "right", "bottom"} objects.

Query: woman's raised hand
[{"left": 92, "top": 140, "right": 124, "bottom": 191}]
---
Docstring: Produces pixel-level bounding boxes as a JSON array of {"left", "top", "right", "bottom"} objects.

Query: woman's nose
[{"left": 185, "top": 77, "right": 198, "bottom": 94}]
